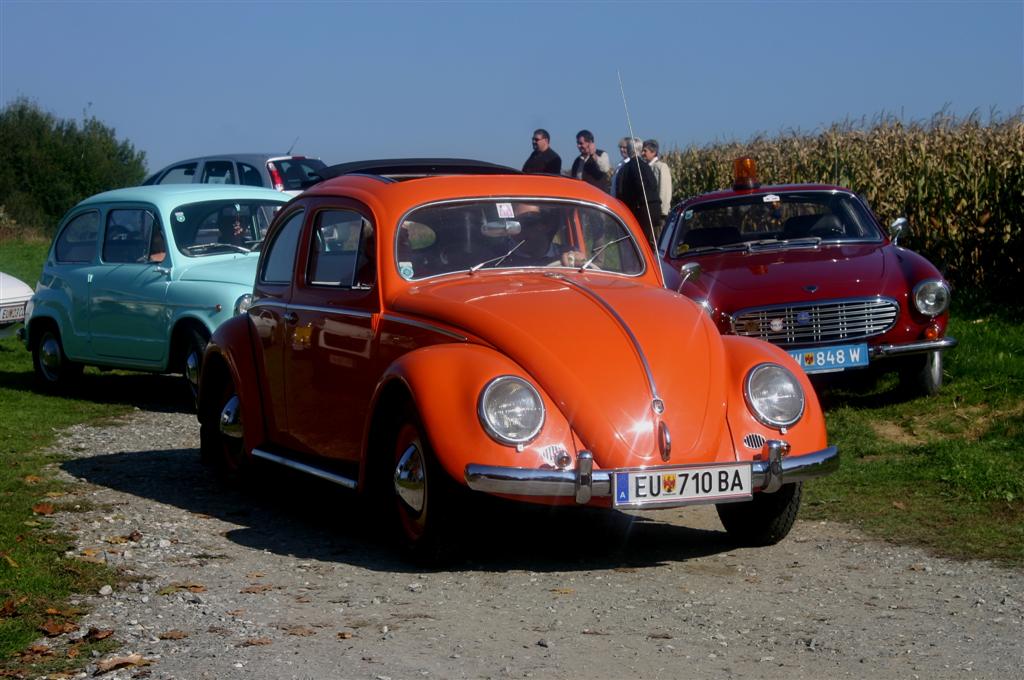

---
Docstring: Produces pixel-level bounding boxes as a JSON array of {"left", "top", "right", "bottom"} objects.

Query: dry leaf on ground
[
  {"left": 94, "top": 653, "right": 152, "bottom": 675},
  {"left": 159, "top": 629, "right": 189, "bottom": 640},
  {"left": 31, "top": 503, "right": 55, "bottom": 516}
]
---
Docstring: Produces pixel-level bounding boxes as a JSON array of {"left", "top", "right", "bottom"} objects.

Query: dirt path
[{"left": 42, "top": 408, "right": 1023, "bottom": 679}]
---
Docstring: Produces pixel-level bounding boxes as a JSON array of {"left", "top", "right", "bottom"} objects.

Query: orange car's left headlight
[
  {"left": 744, "top": 363, "right": 805, "bottom": 430},
  {"left": 478, "top": 376, "right": 545, "bottom": 446}
]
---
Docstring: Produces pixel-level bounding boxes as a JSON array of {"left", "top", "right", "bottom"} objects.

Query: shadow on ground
[
  {"left": 61, "top": 446, "right": 739, "bottom": 574},
  {"left": 0, "top": 366, "right": 193, "bottom": 414}
]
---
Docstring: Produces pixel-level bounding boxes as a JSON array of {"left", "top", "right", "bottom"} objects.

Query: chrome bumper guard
[
  {"left": 869, "top": 336, "right": 957, "bottom": 358},
  {"left": 464, "top": 442, "right": 839, "bottom": 504}
]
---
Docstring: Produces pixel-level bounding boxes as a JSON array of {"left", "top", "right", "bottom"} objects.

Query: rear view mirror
[
  {"left": 481, "top": 220, "right": 522, "bottom": 237},
  {"left": 889, "top": 217, "right": 908, "bottom": 245}
]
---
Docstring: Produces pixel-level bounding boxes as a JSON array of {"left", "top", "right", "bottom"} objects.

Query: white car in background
[{"left": 0, "top": 272, "right": 32, "bottom": 338}]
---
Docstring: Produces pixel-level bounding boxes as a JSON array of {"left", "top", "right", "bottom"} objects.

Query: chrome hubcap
[
  {"left": 185, "top": 350, "right": 200, "bottom": 390},
  {"left": 394, "top": 443, "right": 426, "bottom": 514},
  {"left": 39, "top": 335, "right": 62, "bottom": 381},
  {"left": 219, "top": 395, "right": 243, "bottom": 439}
]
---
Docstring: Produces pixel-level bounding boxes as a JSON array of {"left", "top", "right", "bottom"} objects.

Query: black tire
[
  {"left": 898, "top": 350, "right": 943, "bottom": 397},
  {"left": 716, "top": 482, "right": 802, "bottom": 546},
  {"left": 199, "top": 369, "right": 248, "bottom": 483},
  {"left": 180, "top": 326, "right": 210, "bottom": 408},
  {"left": 31, "top": 325, "right": 82, "bottom": 390},
  {"left": 389, "top": 408, "right": 456, "bottom": 563}
]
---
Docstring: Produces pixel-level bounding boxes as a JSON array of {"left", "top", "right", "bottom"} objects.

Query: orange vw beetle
[{"left": 198, "top": 159, "right": 838, "bottom": 559}]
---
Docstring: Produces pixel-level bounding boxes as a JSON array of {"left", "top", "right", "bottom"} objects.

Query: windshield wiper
[
  {"left": 469, "top": 240, "right": 525, "bottom": 273},
  {"left": 184, "top": 242, "right": 251, "bottom": 255},
  {"left": 578, "top": 235, "right": 631, "bottom": 272}
]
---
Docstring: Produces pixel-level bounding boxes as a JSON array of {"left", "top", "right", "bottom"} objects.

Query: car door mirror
[
  {"left": 677, "top": 262, "right": 701, "bottom": 292},
  {"left": 889, "top": 217, "right": 908, "bottom": 244}
]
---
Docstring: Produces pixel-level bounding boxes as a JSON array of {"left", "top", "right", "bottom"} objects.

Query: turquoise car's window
[
  {"left": 156, "top": 163, "right": 196, "bottom": 184},
  {"left": 55, "top": 211, "right": 99, "bottom": 263},
  {"left": 309, "top": 210, "right": 375, "bottom": 288},
  {"left": 397, "top": 200, "right": 644, "bottom": 280},
  {"left": 170, "top": 199, "right": 282, "bottom": 256},
  {"left": 201, "top": 160, "right": 235, "bottom": 185},
  {"left": 261, "top": 211, "right": 304, "bottom": 284},
  {"left": 103, "top": 209, "right": 157, "bottom": 263}
]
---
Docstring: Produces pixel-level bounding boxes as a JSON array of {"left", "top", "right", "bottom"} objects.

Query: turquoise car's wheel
[
  {"left": 31, "top": 325, "right": 82, "bottom": 390},
  {"left": 181, "top": 327, "right": 209, "bottom": 408}
]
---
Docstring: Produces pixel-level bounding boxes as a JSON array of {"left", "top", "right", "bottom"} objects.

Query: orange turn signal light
[{"left": 925, "top": 324, "right": 941, "bottom": 340}]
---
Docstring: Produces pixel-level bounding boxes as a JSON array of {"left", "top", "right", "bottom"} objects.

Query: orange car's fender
[
  {"left": 719, "top": 335, "right": 828, "bottom": 458},
  {"left": 364, "top": 343, "right": 575, "bottom": 486},
  {"left": 199, "top": 314, "right": 266, "bottom": 456}
]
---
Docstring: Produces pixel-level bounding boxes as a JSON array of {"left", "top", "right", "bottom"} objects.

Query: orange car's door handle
[{"left": 283, "top": 312, "right": 298, "bottom": 325}]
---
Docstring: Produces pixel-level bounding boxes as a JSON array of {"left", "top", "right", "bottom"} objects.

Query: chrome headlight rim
[
  {"left": 743, "top": 362, "right": 805, "bottom": 430},
  {"left": 234, "top": 293, "right": 253, "bottom": 316},
  {"left": 912, "top": 279, "right": 950, "bottom": 317},
  {"left": 477, "top": 375, "right": 546, "bottom": 446}
]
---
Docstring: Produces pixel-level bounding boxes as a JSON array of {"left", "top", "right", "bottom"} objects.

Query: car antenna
[
  {"left": 286, "top": 135, "right": 300, "bottom": 155},
  {"left": 617, "top": 69, "right": 657, "bottom": 252}
]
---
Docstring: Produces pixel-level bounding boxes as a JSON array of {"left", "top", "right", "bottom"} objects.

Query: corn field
[{"left": 662, "top": 110, "right": 1024, "bottom": 297}]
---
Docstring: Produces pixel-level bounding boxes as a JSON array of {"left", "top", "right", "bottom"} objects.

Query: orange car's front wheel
[{"left": 391, "top": 411, "right": 454, "bottom": 563}]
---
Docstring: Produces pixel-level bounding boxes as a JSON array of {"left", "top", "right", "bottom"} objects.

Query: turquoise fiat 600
[{"left": 22, "top": 185, "right": 289, "bottom": 398}]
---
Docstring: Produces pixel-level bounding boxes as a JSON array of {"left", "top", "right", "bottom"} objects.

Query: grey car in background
[{"left": 143, "top": 153, "right": 327, "bottom": 194}]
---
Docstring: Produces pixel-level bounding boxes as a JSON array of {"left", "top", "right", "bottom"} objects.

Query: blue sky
[{"left": 2, "top": 1, "right": 1021, "bottom": 174}]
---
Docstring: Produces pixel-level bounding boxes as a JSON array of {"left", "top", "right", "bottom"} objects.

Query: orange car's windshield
[{"left": 396, "top": 200, "right": 644, "bottom": 280}]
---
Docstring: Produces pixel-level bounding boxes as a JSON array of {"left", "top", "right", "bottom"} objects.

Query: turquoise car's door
[{"left": 89, "top": 207, "right": 170, "bottom": 362}]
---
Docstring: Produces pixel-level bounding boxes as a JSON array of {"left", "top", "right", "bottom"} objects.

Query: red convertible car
[
  {"left": 659, "top": 158, "right": 956, "bottom": 396},
  {"left": 198, "top": 159, "right": 838, "bottom": 560}
]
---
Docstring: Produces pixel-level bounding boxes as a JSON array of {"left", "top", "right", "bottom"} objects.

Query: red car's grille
[{"left": 730, "top": 298, "right": 899, "bottom": 346}]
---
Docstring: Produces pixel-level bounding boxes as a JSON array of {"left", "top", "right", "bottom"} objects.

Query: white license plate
[
  {"left": 0, "top": 304, "right": 25, "bottom": 322},
  {"left": 613, "top": 463, "right": 751, "bottom": 508},
  {"left": 787, "top": 342, "right": 869, "bottom": 374}
]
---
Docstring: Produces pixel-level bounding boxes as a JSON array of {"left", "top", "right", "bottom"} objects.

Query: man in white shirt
[{"left": 642, "top": 139, "right": 673, "bottom": 237}]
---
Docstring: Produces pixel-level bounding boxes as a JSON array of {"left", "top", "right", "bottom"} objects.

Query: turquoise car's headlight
[
  {"left": 912, "top": 280, "right": 950, "bottom": 316},
  {"left": 478, "top": 376, "right": 545, "bottom": 445},
  {"left": 234, "top": 293, "right": 252, "bottom": 315},
  {"left": 744, "top": 363, "right": 805, "bottom": 429}
]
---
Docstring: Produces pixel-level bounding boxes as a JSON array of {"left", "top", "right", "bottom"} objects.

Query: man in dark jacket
[
  {"left": 615, "top": 141, "right": 661, "bottom": 249},
  {"left": 522, "top": 129, "right": 562, "bottom": 174},
  {"left": 570, "top": 129, "right": 611, "bottom": 192}
]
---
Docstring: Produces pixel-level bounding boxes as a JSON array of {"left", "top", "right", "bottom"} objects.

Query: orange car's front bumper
[{"left": 464, "top": 442, "right": 839, "bottom": 507}]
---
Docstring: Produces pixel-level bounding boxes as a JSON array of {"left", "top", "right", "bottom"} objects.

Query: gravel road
[{"left": 37, "top": 399, "right": 1024, "bottom": 680}]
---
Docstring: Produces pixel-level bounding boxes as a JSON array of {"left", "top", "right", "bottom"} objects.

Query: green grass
[{"left": 803, "top": 296, "right": 1024, "bottom": 564}]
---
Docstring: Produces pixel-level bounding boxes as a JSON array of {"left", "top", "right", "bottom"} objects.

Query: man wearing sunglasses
[{"left": 522, "top": 129, "right": 562, "bottom": 175}]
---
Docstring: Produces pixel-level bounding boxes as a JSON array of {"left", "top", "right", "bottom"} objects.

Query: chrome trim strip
[
  {"left": 381, "top": 313, "right": 468, "bottom": 341},
  {"left": 464, "top": 446, "right": 839, "bottom": 500},
  {"left": 546, "top": 272, "right": 663, "bottom": 411},
  {"left": 251, "top": 448, "right": 358, "bottom": 490},
  {"left": 869, "top": 336, "right": 958, "bottom": 357}
]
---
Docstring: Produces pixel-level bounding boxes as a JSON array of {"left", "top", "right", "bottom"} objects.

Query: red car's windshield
[{"left": 667, "top": 191, "right": 883, "bottom": 257}]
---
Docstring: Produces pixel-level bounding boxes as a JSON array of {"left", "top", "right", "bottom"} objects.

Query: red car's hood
[
  {"left": 694, "top": 242, "right": 888, "bottom": 300},
  {"left": 391, "top": 272, "right": 729, "bottom": 467}
]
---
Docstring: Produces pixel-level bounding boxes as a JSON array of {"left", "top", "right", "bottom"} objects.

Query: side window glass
[
  {"left": 238, "top": 163, "right": 263, "bottom": 187},
  {"left": 55, "top": 211, "right": 100, "bottom": 263},
  {"left": 309, "top": 210, "right": 375, "bottom": 287},
  {"left": 103, "top": 209, "right": 156, "bottom": 263},
  {"left": 200, "top": 160, "right": 236, "bottom": 185},
  {"left": 158, "top": 163, "right": 197, "bottom": 184},
  {"left": 261, "top": 211, "right": 304, "bottom": 284},
  {"left": 148, "top": 224, "right": 167, "bottom": 263}
]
